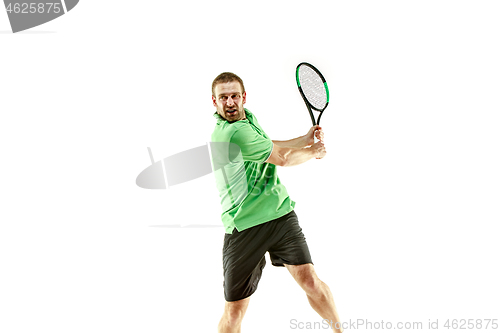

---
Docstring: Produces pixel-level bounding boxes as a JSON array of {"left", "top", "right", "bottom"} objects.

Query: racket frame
[{"left": 296, "top": 62, "right": 330, "bottom": 126}]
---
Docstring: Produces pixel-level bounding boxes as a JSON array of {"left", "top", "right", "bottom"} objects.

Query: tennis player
[{"left": 211, "top": 72, "right": 343, "bottom": 333}]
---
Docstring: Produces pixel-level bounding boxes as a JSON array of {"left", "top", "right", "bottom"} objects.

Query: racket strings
[{"left": 298, "top": 65, "right": 327, "bottom": 110}]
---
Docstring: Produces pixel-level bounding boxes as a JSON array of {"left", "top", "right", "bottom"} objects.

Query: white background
[{"left": 1, "top": 1, "right": 499, "bottom": 332}]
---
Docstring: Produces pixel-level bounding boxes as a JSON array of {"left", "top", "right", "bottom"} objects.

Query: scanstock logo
[{"left": 3, "top": 0, "right": 79, "bottom": 33}]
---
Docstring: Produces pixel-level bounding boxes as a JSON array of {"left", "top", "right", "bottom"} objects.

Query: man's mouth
[{"left": 226, "top": 109, "right": 237, "bottom": 115}]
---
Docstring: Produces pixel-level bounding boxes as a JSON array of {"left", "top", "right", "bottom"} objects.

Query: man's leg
[
  {"left": 218, "top": 297, "right": 251, "bottom": 333},
  {"left": 285, "top": 263, "right": 343, "bottom": 333}
]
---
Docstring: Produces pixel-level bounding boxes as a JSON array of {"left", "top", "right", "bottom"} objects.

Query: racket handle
[{"left": 313, "top": 126, "right": 322, "bottom": 143}]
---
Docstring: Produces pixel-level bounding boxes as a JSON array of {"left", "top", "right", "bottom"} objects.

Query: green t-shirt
[{"left": 211, "top": 108, "right": 295, "bottom": 234}]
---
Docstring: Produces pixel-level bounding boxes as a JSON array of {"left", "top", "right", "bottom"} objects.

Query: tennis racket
[{"left": 296, "top": 62, "right": 330, "bottom": 126}]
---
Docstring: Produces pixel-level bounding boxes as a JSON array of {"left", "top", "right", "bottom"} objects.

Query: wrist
[
  {"left": 306, "top": 146, "right": 318, "bottom": 158},
  {"left": 300, "top": 135, "right": 311, "bottom": 147}
]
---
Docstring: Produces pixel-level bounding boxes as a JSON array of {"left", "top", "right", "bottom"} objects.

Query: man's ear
[
  {"left": 242, "top": 92, "right": 247, "bottom": 104},
  {"left": 212, "top": 95, "right": 217, "bottom": 107}
]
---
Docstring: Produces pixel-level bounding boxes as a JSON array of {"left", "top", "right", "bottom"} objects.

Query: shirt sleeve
[{"left": 230, "top": 124, "right": 273, "bottom": 163}]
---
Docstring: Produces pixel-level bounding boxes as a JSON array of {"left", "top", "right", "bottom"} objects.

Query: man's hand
[
  {"left": 311, "top": 140, "right": 327, "bottom": 159},
  {"left": 305, "top": 125, "right": 324, "bottom": 146}
]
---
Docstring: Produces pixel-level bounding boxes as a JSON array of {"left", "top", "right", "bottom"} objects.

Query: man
[{"left": 211, "top": 72, "right": 343, "bottom": 333}]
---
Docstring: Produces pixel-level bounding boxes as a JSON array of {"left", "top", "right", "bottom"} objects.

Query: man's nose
[{"left": 226, "top": 97, "right": 234, "bottom": 106}]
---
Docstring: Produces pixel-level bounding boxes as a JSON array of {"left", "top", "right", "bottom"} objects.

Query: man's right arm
[{"left": 265, "top": 141, "right": 326, "bottom": 167}]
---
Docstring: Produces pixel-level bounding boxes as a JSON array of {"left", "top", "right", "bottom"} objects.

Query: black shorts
[{"left": 222, "top": 210, "right": 313, "bottom": 302}]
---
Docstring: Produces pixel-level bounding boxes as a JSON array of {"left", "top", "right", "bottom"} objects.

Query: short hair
[{"left": 212, "top": 72, "right": 245, "bottom": 97}]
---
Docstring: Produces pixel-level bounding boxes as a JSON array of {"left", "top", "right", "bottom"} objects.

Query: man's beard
[{"left": 222, "top": 106, "right": 244, "bottom": 122}]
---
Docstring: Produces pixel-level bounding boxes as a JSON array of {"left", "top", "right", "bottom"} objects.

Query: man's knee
[
  {"left": 301, "top": 275, "right": 323, "bottom": 296},
  {"left": 222, "top": 298, "right": 250, "bottom": 325},
  {"left": 224, "top": 308, "right": 244, "bottom": 325},
  {"left": 287, "top": 264, "right": 323, "bottom": 296}
]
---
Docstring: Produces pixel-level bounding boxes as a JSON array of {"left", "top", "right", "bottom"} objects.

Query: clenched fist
[{"left": 311, "top": 141, "right": 327, "bottom": 159}]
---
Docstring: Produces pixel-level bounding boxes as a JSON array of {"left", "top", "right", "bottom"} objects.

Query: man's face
[{"left": 212, "top": 81, "right": 247, "bottom": 122}]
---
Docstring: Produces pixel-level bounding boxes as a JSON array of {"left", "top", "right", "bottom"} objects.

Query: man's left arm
[{"left": 272, "top": 125, "right": 324, "bottom": 148}]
